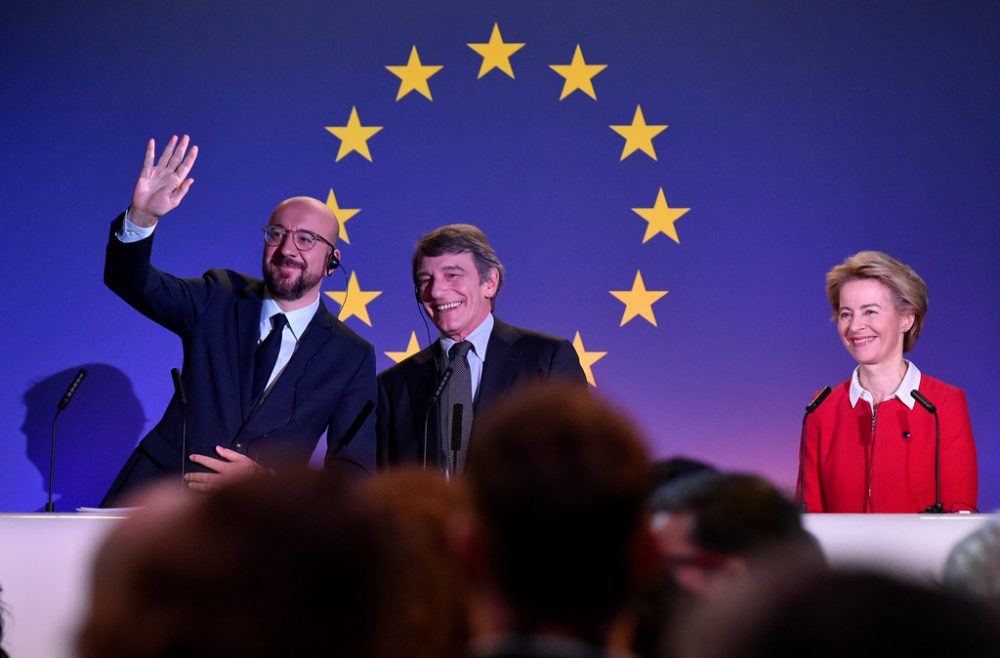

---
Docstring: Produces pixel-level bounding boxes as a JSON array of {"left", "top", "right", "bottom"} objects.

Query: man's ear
[
  {"left": 483, "top": 268, "right": 500, "bottom": 297},
  {"left": 326, "top": 248, "right": 342, "bottom": 276}
]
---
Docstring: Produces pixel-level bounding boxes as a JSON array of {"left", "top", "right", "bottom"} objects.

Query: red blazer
[{"left": 798, "top": 374, "right": 977, "bottom": 513}]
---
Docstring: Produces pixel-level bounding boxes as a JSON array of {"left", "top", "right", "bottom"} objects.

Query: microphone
[
  {"left": 58, "top": 368, "right": 87, "bottom": 411},
  {"left": 912, "top": 389, "right": 944, "bottom": 514},
  {"left": 911, "top": 390, "right": 936, "bottom": 414},
  {"left": 171, "top": 368, "right": 187, "bottom": 406},
  {"left": 330, "top": 400, "right": 375, "bottom": 458},
  {"left": 430, "top": 368, "right": 454, "bottom": 405},
  {"left": 48, "top": 368, "right": 88, "bottom": 512},
  {"left": 450, "top": 403, "right": 464, "bottom": 476},
  {"left": 798, "top": 385, "right": 832, "bottom": 513},
  {"left": 422, "top": 368, "right": 453, "bottom": 470},
  {"left": 805, "top": 386, "right": 832, "bottom": 413},
  {"left": 172, "top": 368, "right": 188, "bottom": 489}
]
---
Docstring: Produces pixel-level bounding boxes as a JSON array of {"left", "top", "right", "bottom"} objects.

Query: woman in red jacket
[{"left": 798, "top": 251, "right": 977, "bottom": 513}]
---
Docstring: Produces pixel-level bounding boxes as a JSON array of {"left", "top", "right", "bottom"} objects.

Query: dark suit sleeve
[
  {"left": 324, "top": 344, "right": 378, "bottom": 476},
  {"left": 548, "top": 338, "right": 587, "bottom": 384},
  {"left": 104, "top": 213, "right": 209, "bottom": 337}
]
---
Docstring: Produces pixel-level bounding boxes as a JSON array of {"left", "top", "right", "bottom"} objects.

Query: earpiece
[{"left": 327, "top": 250, "right": 341, "bottom": 273}]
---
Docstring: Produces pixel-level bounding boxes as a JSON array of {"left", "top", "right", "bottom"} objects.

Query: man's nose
[
  {"left": 277, "top": 232, "right": 298, "bottom": 255},
  {"left": 426, "top": 278, "right": 448, "bottom": 300}
]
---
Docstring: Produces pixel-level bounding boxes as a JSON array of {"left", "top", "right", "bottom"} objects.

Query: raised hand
[{"left": 130, "top": 135, "right": 199, "bottom": 227}]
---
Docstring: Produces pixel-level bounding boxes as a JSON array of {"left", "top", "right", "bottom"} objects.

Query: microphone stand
[
  {"left": 798, "top": 385, "right": 831, "bottom": 513},
  {"left": 422, "top": 368, "right": 453, "bottom": 470},
  {"left": 912, "top": 389, "right": 944, "bottom": 514},
  {"left": 172, "top": 369, "right": 188, "bottom": 491},
  {"left": 450, "top": 403, "right": 464, "bottom": 478},
  {"left": 47, "top": 368, "right": 87, "bottom": 513}
]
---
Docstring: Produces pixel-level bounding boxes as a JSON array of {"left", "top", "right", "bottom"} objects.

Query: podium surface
[{"left": 0, "top": 512, "right": 995, "bottom": 658}]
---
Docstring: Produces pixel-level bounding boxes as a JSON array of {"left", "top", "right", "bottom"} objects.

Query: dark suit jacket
[
  {"left": 376, "top": 317, "right": 585, "bottom": 468},
  {"left": 102, "top": 214, "right": 376, "bottom": 505}
]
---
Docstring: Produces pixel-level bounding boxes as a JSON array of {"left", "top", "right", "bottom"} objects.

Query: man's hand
[
  {"left": 130, "top": 135, "right": 199, "bottom": 227},
  {"left": 185, "top": 445, "right": 262, "bottom": 492}
]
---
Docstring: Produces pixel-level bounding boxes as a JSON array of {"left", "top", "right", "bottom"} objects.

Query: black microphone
[
  {"left": 422, "top": 368, "right": 453, "bottom": 470},
  {"left": 171, "top": 368, "right": 188, "bottom": 488},
  {"left": 430, "top": 368, "right": 454, "bottom": 405},
  {"left": 330, "top": 400, "right": 375, "bottom": 457},
  {"left": 911, "top": 390, "right": 936, "bottom": 414},
  {"left": 912, "top": 389, "right": 944, "bottom": 514},
  {"left": 48, "top": 368, "right": 88, "bottom": 512},
  {"left": 57, "top": 368, "right": 87, "bottom": 411},
  {"left": 798, "top": 385, "right": 832, "bottom": 513},
  {"left": 805, "top": 386, "right": 832, "bottom": 413},
  {"left": 450, "top": 403, "right": 464, "bottom": 475},
  {"left": 171, "top": 368, "right": 187, "bottom": 406}
]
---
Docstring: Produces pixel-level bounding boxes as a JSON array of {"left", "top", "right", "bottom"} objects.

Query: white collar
[
  {"left": 439, "top": 313, "right": 493, "bottom": 362},
  {"left": 259, "top": 293, "right": 320, "bottom": 341},
  {"left": 850, "top": 360, "right": 922, "bottom": 410}
]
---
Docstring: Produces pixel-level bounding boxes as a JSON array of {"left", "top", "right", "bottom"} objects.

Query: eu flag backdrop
[{"left": 2, "top": 1, "right": 998, "bottom": 511}]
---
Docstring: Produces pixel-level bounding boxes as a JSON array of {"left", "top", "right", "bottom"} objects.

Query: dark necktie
[
  {"left": 252, "top": 313, "right": 287, "bottom": 402},
  {"left": 442, "top": 341, "right": 473, "bottom": 476}
]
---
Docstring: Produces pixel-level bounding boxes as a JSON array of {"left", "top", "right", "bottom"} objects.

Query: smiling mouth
[
  {"left": 434, "top": 301, "right": 462, "bottom": 312},
  {"left": 850, "top": 336, "right": 876, "bottom": 346}
]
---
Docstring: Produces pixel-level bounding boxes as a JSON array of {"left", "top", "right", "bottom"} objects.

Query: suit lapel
[
  {"left": 404, "top": 345, "right": 442, "bottom": 463},
  {"left": 234, "top": 285, "right": 265, "bottom": 420},
  {"left": 476, "top": 317, "right": 519, "bottom": 418},
  {"left": 248, "top": 305, "right": 335, "bottom": 436}
]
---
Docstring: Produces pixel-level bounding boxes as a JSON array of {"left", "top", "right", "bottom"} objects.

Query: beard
[{"left": 263, "top": 254, "right": 322, "bottom": 301}]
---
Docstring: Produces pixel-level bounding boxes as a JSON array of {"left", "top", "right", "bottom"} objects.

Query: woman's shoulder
[
  {"left": 918, "top": 372, "right": 965, "bottom": 395},
  {"left": 916, "top": 372, "right": 969, "bottom": 410}
]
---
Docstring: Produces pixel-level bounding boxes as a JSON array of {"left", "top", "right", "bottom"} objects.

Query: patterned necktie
[
  {"left": 252, "top": 313, "right": 287, "bottom": 402},
  {"left": 442, "top": 340, "right": 473, "bottom": 476}
]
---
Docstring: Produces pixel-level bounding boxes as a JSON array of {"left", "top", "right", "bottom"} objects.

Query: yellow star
[
  {"left": 324, "top": 106, "right": 383, "bottom": 162},
  {"left": 386, "top": 46, "right": 443, "bottom": 101},
  {"left": 325, "top": 188, "right": 360, "bottom": 245},
  {"left": 324, "top": 272, "right": 382, "bottom": 326},
  {"left": 467, "top": 23, "right": 525, "bottom": 79},
  {"left": 550, "top": 45, "right": 607, "bottom": 101},
  {"left": 385, "top": 331, "right": 423, "bottom": 364},
  {"left": 572, "top": 331, "right": 607, "bottom": 388},
  {"left": 610, "top": 105, "right": 667, "bottom": 161},
  {"left": 609, "top": 271, "right": 668, "bottom": 327},
  {"left": 632, "top": 187, "right": 690, "bottom": 244}
]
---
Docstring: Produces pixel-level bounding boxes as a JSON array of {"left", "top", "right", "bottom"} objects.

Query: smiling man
[
  {"left": 101, "top": 136, "right": 376, "bottom": 505},
  {"left": 376, "top": 224, "right": 585, "bottom": 472}
]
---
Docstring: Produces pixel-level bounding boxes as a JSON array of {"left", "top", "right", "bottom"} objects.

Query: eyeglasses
[{"left": 262, "top": 226, "right": 335, "bottom": 252}]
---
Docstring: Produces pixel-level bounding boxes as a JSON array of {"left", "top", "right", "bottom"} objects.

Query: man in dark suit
[
  {"left": 102, "top": 135, "right": 376, "bottom": 505},
  {"left": 376, "top": 224, "right": 585, "bottom": 471}
]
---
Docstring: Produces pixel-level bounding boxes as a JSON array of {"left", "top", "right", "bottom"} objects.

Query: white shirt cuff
[{"left": 117, "top": 209, "right": 157, "bottom": 243}]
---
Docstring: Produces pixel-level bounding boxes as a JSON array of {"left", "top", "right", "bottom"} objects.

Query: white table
[{"left": 0, "top": 512, "right": 995, "bottom": 658}]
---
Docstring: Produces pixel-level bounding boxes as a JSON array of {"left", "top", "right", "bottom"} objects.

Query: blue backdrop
[{"left": 2, "top": 1, "right": 997, "bottom": 511}]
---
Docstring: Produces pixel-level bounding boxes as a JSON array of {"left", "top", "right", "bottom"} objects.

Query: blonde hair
[{"left": 825, "top": 251, "right": 928, "bottom": 352}]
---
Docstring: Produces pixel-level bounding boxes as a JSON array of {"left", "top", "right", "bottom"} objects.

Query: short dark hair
[
  {"left": 467, "top": 384, "right": 650, "bottom": 641},
  {"left": 652, "top": 472, "right": 810, "bottom": 559},
  {"left": 676, "top": 568, "right": 1000, "bottom": 658},
  {"left": 412, "top": 224, "right": 505, "bottom": 309}
]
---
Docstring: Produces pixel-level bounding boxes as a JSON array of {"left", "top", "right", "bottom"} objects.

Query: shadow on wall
[{"left": 22, "top": 364, "right": 145, "bottom": 512}]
